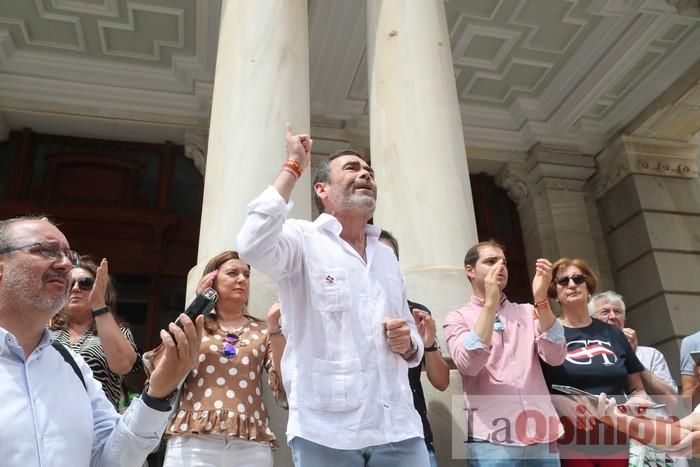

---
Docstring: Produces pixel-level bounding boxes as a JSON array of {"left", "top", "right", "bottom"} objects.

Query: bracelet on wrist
[
  {"left": 268, "top": 328, "right": 283, "bottom": 337},
  {"left": 282, "top": 159, "right": 303, "bottom": 178},
  {"left": 92, "top": 306, "right": 110, "bottom": 318},
  {"left": 281, "top": 166, "right": 300, "bottom": 180},
  {"left": 425, "top": 341, "right": 439, "bottom": 352},
  {"left": 404, "top": 338, "right": 418, "bottom": 358},
  {"left": 141, "top": 381, "right": 177, "bottom": 412}
]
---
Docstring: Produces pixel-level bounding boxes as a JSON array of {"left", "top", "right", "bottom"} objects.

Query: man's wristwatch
[
  {"left": 404, "top": 338, "right": 418, "bottom": 358},
  {"left": 141, "top": 382, "right": 178, "bottom": 412}
]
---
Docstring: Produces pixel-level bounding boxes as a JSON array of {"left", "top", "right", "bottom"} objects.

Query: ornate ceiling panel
[{"left": 0, "top": 0, "right": 698, "bottom": 153}]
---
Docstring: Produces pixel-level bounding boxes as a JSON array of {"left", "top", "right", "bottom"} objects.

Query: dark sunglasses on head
[
  {"left": 70, "top": 277, "right": 95, "bottom": 291},
  {"left": 555, "top": 273, "right": 586, "bottom": 287}
]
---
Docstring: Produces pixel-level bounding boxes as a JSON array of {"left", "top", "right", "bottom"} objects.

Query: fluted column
[
  {"left": 366, "top": 2, "right": 478, "bottom": 465},
  {"left": 367, "top": 0, "right": 477, "bottom": 318},
  {"left": 191, "top": 6, "right": 310, "bottom": 465},
  {"left": 193, "top": 0, "right": 311, "bottom": 299}
]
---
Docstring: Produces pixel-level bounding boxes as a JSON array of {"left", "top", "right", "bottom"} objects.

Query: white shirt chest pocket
[{"left": 309, "top": 269, "right": 349, "bottom": 313}]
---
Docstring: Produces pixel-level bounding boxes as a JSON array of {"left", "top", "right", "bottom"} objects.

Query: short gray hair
[
  {"left": 0, "top": 216, "right": 52, "bottom": 250},
  {"left": 588, "top": 290, "right": 626, "bottom": 317}
]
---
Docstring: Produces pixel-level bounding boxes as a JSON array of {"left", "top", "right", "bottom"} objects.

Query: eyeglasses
[
  {"left": 222, "top": 333, "right": 239, "bottom": 358},
  {"left": 70, "top": 277, "right": 94, "bottom": 291},
  {"left": 555, "top": 273, "right": 586, "bottom": 286},
  {"left": 0, "top": 241, "right": 80, "bottom": 267},
  {"left": 597, "top": 307, "right": 624, "bottom": 317}
]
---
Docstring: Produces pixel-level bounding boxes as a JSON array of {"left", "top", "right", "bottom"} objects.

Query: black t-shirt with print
[
  {"left": 541, "top": 318, "right": 645, "bottom": 458},
  {"left": 541, "top": 318, "right": 645, "bottom": 398}
]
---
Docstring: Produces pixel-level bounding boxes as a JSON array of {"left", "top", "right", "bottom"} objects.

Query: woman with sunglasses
[
  {"left": 49, "top": 255, "right": 138, "bottom": 409},
  {"left": 540, "top": 258, "right": 651, "bottom": 467},
  {"left": 163, "top": 250, "right": 281, "bottom": 467}
]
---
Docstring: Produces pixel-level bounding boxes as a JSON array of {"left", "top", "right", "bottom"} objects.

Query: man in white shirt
[
  {"left": 237, "top": 125, "right": 428, "bottom": 466},
  {"left": 590, "top": 290, "right": 686, "bottom": 467},
  {"left": 590, "top": 291, "right": 677, "bottom": 399},
  {"left": 0, "top": 216, "right": 203, "bottom": 467}
]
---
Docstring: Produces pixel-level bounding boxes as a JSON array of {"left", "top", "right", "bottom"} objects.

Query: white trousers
[{"left": 163, "top": 434, "right": 273, "bottom": 467}]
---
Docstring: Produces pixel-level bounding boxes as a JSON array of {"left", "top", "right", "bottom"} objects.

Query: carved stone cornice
[
  {"left": 525, "top": 144, "right": 596, "bottom": 195},
  {"left": 591, "top": 135, "right": 699, "bottom": 198},
  {"left": 495, "top": 162, "right": 531, "bottom": 205},
  {"left": 184, "top": 128, "right": 208, "bottom": 176}
]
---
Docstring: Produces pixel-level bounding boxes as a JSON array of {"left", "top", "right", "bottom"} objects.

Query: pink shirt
[{"left": 444, "top": 295, "right": 566, "bottom": 446}]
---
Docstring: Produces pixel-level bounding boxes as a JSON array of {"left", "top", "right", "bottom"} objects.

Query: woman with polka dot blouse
[{"left": 163, "top": 250, "right": 281, "bottom": 467}]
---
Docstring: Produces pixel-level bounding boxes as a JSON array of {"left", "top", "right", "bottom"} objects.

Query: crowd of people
[{"left": 0, "top": 124, "right": 698, "bottom": 467}]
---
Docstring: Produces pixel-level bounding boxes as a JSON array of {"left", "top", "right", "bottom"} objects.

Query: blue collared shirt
[{"left": 0, "top": 326, "right": 169, "bottom": 467}]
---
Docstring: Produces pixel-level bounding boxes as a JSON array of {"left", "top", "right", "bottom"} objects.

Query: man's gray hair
[
  {"left": 0, "top": 216, "right": 52, "bottom": 250},
  {"left": 588, "top": 290, "right": 626, "bottom": 317}
]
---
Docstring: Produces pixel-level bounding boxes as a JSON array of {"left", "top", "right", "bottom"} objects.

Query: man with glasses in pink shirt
[{"left": 444, "top": 240, "right": 566, "bottom": 466}]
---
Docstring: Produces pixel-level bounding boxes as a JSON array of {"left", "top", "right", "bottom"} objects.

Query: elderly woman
[
  {"left": 540, "top": 257, "right": 651, "bottom": 467},
  {"left": 163, "top": 250, "right": 282, "bottom": 467},
  {"left": 50, "top": 256, "right": 138, "bottom": 409}
]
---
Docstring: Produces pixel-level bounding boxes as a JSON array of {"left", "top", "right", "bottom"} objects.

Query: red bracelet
[
  {"left": 283, "top": 159, "right": 303, "bottom": 178},
  {"left": 281, "top": 166, "right": 299, "bottom": 180}
]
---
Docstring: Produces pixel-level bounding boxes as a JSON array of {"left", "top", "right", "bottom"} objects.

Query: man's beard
[
  {"left": 3, "top": 264, "right": 68, "bottom": 316},
  {"left": 339, "top": 184, "right": 377, "bottom": 217}
]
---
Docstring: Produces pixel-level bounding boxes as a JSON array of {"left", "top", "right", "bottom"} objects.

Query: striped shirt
[{"left": 50, "top": 326, "right": 137, "bottom": 408}]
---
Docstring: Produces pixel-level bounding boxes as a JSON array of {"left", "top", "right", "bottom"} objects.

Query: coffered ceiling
[{"left": 0, "top": 0, "right": 698, "bottom": 155}]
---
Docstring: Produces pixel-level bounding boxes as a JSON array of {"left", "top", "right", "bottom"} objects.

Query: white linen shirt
[
  {"left": 0, "top": 326, "right": 169, "bottom": 467},
  {"left": 237, "top": 186, "right": 424, "bottom": 450}
]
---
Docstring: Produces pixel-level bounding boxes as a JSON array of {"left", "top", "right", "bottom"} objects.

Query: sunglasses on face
[
  {"left": 222, "top": 333, "right": 240, "bottom": 358},
  {"left": 555, "top": 273, "right": 586, "bottom": 287},
  {"left": 70, "top": 277, "right": 95, "bottom": 291}
]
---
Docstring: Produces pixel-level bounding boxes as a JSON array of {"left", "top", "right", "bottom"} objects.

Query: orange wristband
[{"left": 283, "top": 159, "right": 303, "bottom": 178}]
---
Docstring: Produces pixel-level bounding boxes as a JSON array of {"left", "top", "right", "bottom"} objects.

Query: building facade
[{"left": 1, "top": 1, "right": 699, "bottom": 465}]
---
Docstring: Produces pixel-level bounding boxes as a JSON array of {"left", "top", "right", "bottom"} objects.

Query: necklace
[{"left": 217, "top": 315, "right": 249, "bottom": 334}]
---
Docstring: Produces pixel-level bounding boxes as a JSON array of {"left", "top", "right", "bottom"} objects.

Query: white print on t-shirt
[{"left": 565, "top": 339, "right": 618, "bottom": 366}]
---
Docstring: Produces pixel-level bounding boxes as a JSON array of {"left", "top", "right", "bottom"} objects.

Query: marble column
[
  {"left": 591, "top": 135, "right": 700, "bottom": 375},
  {"left": 192, "top": 4, "right": 311, "bottom": 465},
  {"left": 366, "top": 0, "right": 477, "bottom": 316},
  {"left": 192, "top": 0, "right": 311, "bottom": 302},
  {"left": 366, "top": 1, "right": 477, "bottom": 465}
]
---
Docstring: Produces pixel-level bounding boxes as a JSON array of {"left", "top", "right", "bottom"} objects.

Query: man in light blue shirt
[{"left": 0, "top": 216, "right": 203, "bottom": 467}]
